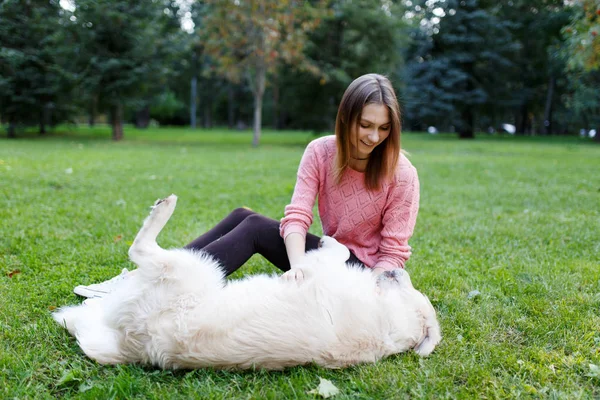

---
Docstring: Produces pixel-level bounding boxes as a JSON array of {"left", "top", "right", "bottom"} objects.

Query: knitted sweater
[{"left": 280, "top": 135, "right": 420, "bottom": 271}]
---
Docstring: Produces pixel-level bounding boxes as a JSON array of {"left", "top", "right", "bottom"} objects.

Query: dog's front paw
[
  {"left": 152, "top": 194, "right": 177, "bottom": 208},
  {"left": 147, "top": 194, "right": 178, "bottom": 222},
  {"left": 150, "top": 194, "right": 177, "bottom": 214}
]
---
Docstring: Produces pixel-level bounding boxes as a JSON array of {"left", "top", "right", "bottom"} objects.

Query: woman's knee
[
  {"left": 229, "top": 207, "right": 255, "bottom": 221},
  {"left": 239, "top": 213, "right": 280, "bottom": 235},
  {"left": 242, "top": 213, "right": 275, "bottom": 225}
]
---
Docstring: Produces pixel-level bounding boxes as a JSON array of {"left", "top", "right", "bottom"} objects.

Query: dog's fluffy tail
[{"left": 53, "top": 302, "right": 126, "bottom": 365}]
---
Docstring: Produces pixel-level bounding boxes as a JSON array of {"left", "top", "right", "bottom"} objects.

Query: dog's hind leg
[
  {"left": 53, "top": 302, "right": 127, "bottom": 365},
  {"left": 128, "top": 195, "right": 177, "bottom": 265}
]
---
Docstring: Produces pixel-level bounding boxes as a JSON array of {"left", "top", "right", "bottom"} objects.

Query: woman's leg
[
  {"left": 74, "top": 208, "right": 262, "bottom": 298},
  {"left": 189, "top": 211, "right": 366, "bottom": 276},
  {"left": 184, "top": 207, "right": 256, "bottom": 250},
  {"left": 74, "top": 209, "right": 367, "bottom": 297},
  {"left": 196, "top": 213, "right": 321, "bottom": 275}
]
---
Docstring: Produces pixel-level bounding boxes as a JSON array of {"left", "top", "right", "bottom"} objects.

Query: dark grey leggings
[{"left": 184, "top": 208, "right": 364, "bottom": 276}]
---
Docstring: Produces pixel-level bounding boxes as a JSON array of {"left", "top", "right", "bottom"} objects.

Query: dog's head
[{"left": 376, "top": 269, "right": 441, "bottom": 357}]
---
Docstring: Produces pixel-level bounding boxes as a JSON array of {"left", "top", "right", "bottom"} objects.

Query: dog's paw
[
  {"left": 152, "top": 194, "right": 177, "bottom": 208},
  {"left": 150, "top": 194, "right": 177, "bottom": 213}
]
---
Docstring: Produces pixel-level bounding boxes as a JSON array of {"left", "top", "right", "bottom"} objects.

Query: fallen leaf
[
  {"left": 308, "top": 377, "right": 340, "bottom": 398},
  {"left": 78, "top": 381, "right": 95, "bottom": 393},
  {"left": 57, "top": 370, "right": 81, "bottom": 386},
  {"left": 587, "top": 364, "right": 600, "bottom": 378},
  {"left": 114, "top": 234, "right": 123, "bottom": 243},
  {"left": 6, "top": 269, "right": 21, "bottom": 278},
  {"left": 48, "top": 305, "right": 57, "bottom": 311}
]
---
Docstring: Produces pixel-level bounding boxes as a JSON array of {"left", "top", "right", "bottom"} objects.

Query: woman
[{"left": 74, "top": 73, "right": 420, "bottom": 298}]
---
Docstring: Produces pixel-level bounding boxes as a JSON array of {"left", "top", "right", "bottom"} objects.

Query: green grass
[{"left": 1, "top": 126, "right": 599, "bottom": 399}]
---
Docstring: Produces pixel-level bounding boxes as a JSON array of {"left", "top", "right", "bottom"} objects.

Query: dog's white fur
[{"left": 54, "top": 195, "right": 440, "bottom": 370}]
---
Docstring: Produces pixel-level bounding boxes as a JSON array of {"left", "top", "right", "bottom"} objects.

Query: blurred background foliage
[{"left": 0, "top": 0, "right": 598, "bottom": 142}]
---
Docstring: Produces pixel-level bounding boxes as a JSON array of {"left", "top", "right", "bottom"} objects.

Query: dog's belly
[{"left": 162, "top": 279, "right": 343, "bottom": 369}]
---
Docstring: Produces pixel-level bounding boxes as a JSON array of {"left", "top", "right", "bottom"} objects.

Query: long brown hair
[{"left": 334, "top": 73, "right": 401, "bottom": 191}]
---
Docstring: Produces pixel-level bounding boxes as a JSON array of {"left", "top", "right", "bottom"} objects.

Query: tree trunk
[
  {"left": 272, "top": 81, "right": 280, "bottom": 129},
  {"left": 88, "top": 96, "right": 97, "bottom": 127},
  {"left": 203, "top": 92, "right": 212, "bottom": 128},
  {"left": 328, "top": 95, "right": 336, "bottom": 132},
  {"left": 135, "top": 105, "right": 150, "bottom": 129},
  {"left": 39, "top": 108, "right": 46, "bottom": 135},
  {"left": 110, "top": 103, "right": 124, "bottom": 141},
  {"left": 228, "top": 84, "right": 235, "bottom": 129},
  {"left": 458, "top": 108, "right": 475, "bottom": 139},
  {"left": 251, "top": 1, "right": 266, "bottom": 147},
  {"left": 7, "top": 120, "right": 16, "bottom": 138},
  {"left": 518, "top": 103, "right": 528, "bottom": 135},
  {"left": 542, "top": 76, "right": 555, "bottom": 135},
  {"left": 190, "top": 55, "right": 197, "bottom": 129},
  {"left": 252, "top": 65, "right": 266, "bottom": 147}
]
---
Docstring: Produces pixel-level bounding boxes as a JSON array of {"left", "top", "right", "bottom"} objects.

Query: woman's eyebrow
[{"left": 361, "top": 118, "right": 391, "bottom": 125}]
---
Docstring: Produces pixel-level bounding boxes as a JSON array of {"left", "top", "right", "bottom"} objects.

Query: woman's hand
[{"left": 281, "top": 268, "right": 305, "bottom": 283}]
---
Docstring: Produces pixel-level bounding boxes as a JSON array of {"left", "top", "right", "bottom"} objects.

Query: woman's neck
[{"left": 348, "top": 157, "right": 368, "bottom": 172}]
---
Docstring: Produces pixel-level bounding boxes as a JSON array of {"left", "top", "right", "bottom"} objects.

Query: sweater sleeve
[
  {"left": 279, "top": 140, "right": 321, "bottom": 240},
  {"left": 373, "top": 165, "right": 420, "bottom": 271}
]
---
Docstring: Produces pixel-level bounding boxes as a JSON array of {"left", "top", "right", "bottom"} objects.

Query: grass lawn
[{"left": 1, "top": 126, "right": 599, "bottom": 399}]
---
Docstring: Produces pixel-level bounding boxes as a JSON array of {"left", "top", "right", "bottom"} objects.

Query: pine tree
[
  {"left": 0, "top": 0, "right": 74, "bottom": 137},
  {"left": 71, "top": 0, "right": 183, "bottom": 140},
  {"left": 403, "top": 0, "right": 517, "bottom": 138}
]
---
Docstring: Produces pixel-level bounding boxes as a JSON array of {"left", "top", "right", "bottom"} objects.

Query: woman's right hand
[
  {"left": 283, "top": 232, "right": 307, "bottom": 283},
  {"left": 281, "top": 267, "right": 305, "bottom": 283}
]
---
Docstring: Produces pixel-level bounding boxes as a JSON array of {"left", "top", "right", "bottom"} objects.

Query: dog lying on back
[{"left": 54, "top": 195, "right": 441, "bottom": 370}]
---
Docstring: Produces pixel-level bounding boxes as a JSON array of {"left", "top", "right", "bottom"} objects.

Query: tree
[
  {"left": 71, "top": 0, "right": 182, "bottom": 140},
  {"left": 277, "top": 0, "right": 408, "bottom": 132},
  {"left": 403, "top": 0, "right": 517, "bottom": 138},
  {"left": 0, "top": 0, "right": 74, "bottom": 138},
  {"left": 199, "top": 0, "right": 327, "bottom": 146},
  {"left": 563, "top": 0, "right": 600, "bottom": 71},
  {"left": 495, "top": 0, "right": 572, "bottom": 135},
  {"left": 561, "top": 0, "right": 600, "bottom": 141}
]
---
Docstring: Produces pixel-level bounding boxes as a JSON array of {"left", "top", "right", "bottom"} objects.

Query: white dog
[{"left": 54, "top": 195, "right": 441, "bottom": 370}]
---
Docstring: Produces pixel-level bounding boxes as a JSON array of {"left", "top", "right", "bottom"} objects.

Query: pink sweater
[{"left": 280, "top": 135, "right": 420, "bottom": 271}]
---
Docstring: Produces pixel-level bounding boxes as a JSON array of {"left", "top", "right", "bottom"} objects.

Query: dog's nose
[
  {"left": 381, "top": 270, "right": 399, "bottom": 282},
  {"left": 381, "top": 269, "right": 406, "bottom": 284}
]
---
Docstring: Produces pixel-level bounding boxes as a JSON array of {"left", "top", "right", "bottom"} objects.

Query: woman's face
[{"left": 350, "top": 103, "right": 391, "bottom": 159}]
